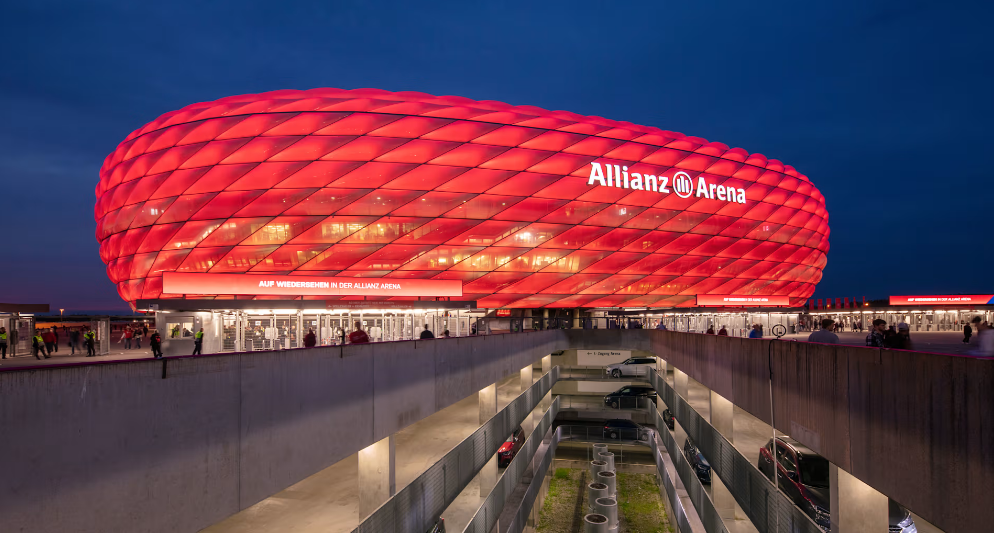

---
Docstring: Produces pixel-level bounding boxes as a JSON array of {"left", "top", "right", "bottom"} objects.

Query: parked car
[
  {"left": 604, "top": 356, "right": 657, "bottom": 378},
  {"left": 661, "top": 408, "right": 675, "bottom": 430},
  {"left": 497, "top": 427, "right": 525, "bottom": 467},
  {"left": 758, "top": 436, "right": 916, "bottom": 532},
  {"left": 602, "top": 419, "right": 650, "bottom": 441},
  {"left": 603, "top": 385, "right": 657, "bottom": 409},
  {"left": 683, "top": 437, "right": 711, "bottom": 484},
  {"left": 427, "top": 517, "right": 445, "bottom": 533}
]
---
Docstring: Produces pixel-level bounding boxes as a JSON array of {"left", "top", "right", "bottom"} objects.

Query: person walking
[
  {"left": 51, "top": 327, "right": 59, "bottom": 353},
  {"left": 748, "top": 324, "right": 763, "bottom": 338},
  {"left": 807, "top": 319, "right": 840, "bottom": 344},
  {"left": 706, "top": 325, "right": 715, "bottom": 335},
  {"left": 69, "top": 328, "right": 81, "bottom": 355},
  {"left": 349, "top": 321, "right": 370, "bottom": 344},
  {"left": 192, "top": 327, "right": 204, "bottom": 355},
  {"left": 717, "top": 325, "right": 728, "bottom": 336},
  {"left": 142, "top": 323, "right": 149, "bottom": 337},
  {"left": 133, "top": 328, "right": 142, "bottom": 350},
  {"left": 33, "top": 330, "right": 49, "bottom": 359},
  {"left": 84, "top": 327, "right": 96, "bottom": 357},
  {"left": 304, "top": 328, "right": 317, "bottom": 348},
  {"left": 42, "top": 328, "right": 57, "bottom": 357},
  {"left": 150, "top": 330, "right": 163, "bottom": 358},
  {"left": 443, "top": 329, "right": 451, "bottom": 338},
  {"left": 419, "top": 324, "right": 435, "bottom": 339},
  {"left": 963, "top": 322, "right": 973, "bottom": 344},
  {"left": 865, "top": 319, "right": 887, "bottom": 347},
  {"left": 0, "top": 327, "right": 8, "bottom": 359},
  {"left": 124, "top": 326, "right": 134, "bottom": 349}
]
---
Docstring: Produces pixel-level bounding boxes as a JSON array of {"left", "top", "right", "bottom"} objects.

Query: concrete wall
[
  {"left": 3, "top": 328, "right": 989, "bottom": 533},
  {"left": 644, "top": 330, "right": 994, "bottom": 533},
  {"left": 0, "top": 331, "right": 566, "bottom": 533}
]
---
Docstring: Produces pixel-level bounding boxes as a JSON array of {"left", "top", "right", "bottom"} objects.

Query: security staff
[
  {"left": 0, "top": 327, "right": 8, "bottom": 359},
  {"left": 83, "top": 327, "right": 96, "bottom": 357},
  {"left": 192, "top": 327, "right": 204, "bottom": 355},
  {"left": 33, "top": 330, "right": 49, "bottom": 360}
]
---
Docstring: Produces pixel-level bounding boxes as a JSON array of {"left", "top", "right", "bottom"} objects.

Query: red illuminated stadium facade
[{"left": 95, "top": 88, "right": 830, "bottom": 310}]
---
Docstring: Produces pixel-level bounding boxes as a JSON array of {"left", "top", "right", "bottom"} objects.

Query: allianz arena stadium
[{"left": 95, "top": 88, "right": 829, "bottom": 309}]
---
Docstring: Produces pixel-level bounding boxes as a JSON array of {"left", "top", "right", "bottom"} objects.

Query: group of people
[
  {"left": 117, "top": 324, "right": 147, "bottom": 349},
  {"left": 24, "top": 326, "right": 98, "bottom": 359},
  {"left": 805, "top": 316, "right": 994, "bottom": 355},
  {"left": 299, "top": 322, "right": 453, "bottom": 348},
  {"left": 704, "top": 324, "right": 765, "bottom": 338}
]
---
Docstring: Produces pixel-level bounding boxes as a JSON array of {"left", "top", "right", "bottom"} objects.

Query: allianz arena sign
[
  {"left": 95, "top": 88, "right": 829, "bottom": 309},
  {"left": 587, "top": 162, "right": 747, "bottom": 204}
]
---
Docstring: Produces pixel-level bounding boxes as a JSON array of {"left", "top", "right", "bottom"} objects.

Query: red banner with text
[{"left": 162, "top": 272, "right": 463, "bottom": 297}]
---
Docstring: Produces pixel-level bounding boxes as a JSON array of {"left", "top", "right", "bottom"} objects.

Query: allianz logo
[{"left": 587, "top": 161, "right": 747, "bottom": 204}]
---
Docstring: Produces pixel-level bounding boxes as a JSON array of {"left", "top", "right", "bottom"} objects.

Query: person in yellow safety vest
[
  {"left": 0, "top": 327, "right": 8, "bottom": 359},
  {"left": 192, "top": 327, "right": 204, "bottom": 355},
  {"left": 83, "top": 327, "right": 96, "bottom": 357},
  {"left": 33, "top": 329, "right": 50, "bottom": 360}
]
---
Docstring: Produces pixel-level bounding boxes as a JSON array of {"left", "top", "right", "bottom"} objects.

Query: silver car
[{"left": 604, "top": 356, "right": 657, "bottom": 378}]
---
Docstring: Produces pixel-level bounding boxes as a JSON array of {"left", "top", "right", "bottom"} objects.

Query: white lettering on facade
[{"left": 587, "top": 160, "right": 747, "bottom": 204}]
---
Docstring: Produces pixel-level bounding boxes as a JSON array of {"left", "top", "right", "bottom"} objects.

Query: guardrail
[
  {"left": 463, "top": 396, "right": 560, "bottom": 533},
  {"left": 650, "top": 408, "right": 725, "bottom": 533},
  {"left": 648, "top": 368, "right": 821, "bottom": 533},
  {"left": 351, "top": 366, "right": 560, "bottom": 533}
]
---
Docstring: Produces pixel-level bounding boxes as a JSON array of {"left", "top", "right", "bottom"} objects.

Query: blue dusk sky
[{"left": 1, "top": 0, "right": 991, "bottom": 311}]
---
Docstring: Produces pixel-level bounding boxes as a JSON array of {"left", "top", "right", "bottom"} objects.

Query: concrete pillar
[
  {"left": 830, "top": 465, "right": 888, "bottom": 533},
  {"left": 520, "top": 365, "right": 534, "bottom": 435},
  {"left": 709, "top": 390, "right": 743, "bottom": 520},
  {"left": 358, "top": 435, "right": 395, "bottom": 519},
  {"left": 673, "top": 367, "right": 689, "bottom": 400},
  {"left": 479, "top": 384, "right": 498, "bottom": 496}
]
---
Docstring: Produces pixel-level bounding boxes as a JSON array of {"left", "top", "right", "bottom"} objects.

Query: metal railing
[
  {"left": 463, "top": 396, "right": 560, "bottom": 533},
  {"left": 652, "top": 407, "right": 728, "bottom": 533},
  {"left": 351, "top": 366, "right": 559, "bottom": 533},
  {"left": 648, "top": 368, "right": 822, "bottom": 533},
  {"left": 649, "top": 429, "right": 696, "bottom": 533}
]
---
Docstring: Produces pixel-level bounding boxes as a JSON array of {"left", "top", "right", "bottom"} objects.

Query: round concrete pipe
[
  {"left": 584, "top": 513, "right": 609, "bottom": 533},
  {"left": 594, "top": 497, "right": 619, "bottom": 529},
  {"left": 597, "top": 451, "right": 615, "bottom": 471},
  {"left": 596, "top": 470, "right": 617, "bottom": 497},
  {"left": 587, "top": 482, "right": 609, "bottom": 511},
  {"left": 589, "top": 460, "right": 608, "bottom": 478},
  {"left": 592, "top": 443, "right": 608, "bottom": 456}
]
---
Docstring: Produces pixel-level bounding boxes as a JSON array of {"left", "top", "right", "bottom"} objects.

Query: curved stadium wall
[{"left": 95, "top": 88, "right": 829, "bottom": 309}]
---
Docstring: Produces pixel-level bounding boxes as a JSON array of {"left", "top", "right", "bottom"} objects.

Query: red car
[{"left": 497, "top": 427, "right": 525, "bottom": 467}]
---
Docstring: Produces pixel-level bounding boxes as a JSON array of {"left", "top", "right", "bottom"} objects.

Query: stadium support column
[
  {"left": 520, "top": 364, "right": 534, "bottom": 435},
  {"left": 830, "top": 465, "right": 888, "bottom": 533},
  {"left": 358, "top": 435, "right": 395, "bottom": 519},
  {"left": 710, "top": 390, "right": 745, "bottom": 521},
  {"left": 479, "top": 383, "right": 498, "bottom": 496}
]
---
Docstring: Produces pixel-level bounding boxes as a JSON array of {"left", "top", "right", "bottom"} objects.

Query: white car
[{"left": 604, "top": 357, "right": 657, "bottom": 378}]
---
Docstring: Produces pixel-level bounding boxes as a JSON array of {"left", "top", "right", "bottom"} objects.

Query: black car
[
  {"left": 602, "top": 418, "right": 650, "bottom": 441},
  {"left": 758, "top": 437, "right": 916, "bottom": 532},
  {"left": 426, "top": 518, "right": 445, "bottom": 533},
  {"left": 661, "top": 408, "right": 675, "bottom": 430},
  {"left": 683, "top": 437, "right": 711, "bottom": 484},
  {"left": 603, "top": 385, "right": 657, "bottom": 409}
]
